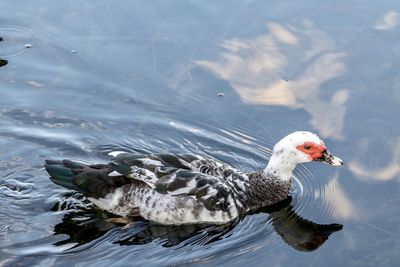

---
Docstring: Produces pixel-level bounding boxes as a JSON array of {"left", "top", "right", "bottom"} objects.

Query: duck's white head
[
  {"left": 273, "top": 131, "right": 343, "bottom": 165},
  {"left": 265, "top": 131, "right": 343, "bottom": 180}
]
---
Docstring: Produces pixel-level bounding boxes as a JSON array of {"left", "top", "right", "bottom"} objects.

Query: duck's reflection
[
  {"left": 52, "top": 196, "right": 342, "bottom": 251},
  {"left": 258, "top": 197, "right": 343, "bottom": 251}
]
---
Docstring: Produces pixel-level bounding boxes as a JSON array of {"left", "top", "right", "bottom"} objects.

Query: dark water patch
[{"left": 0, "top": 58, "right": 7, "bottom": 67}]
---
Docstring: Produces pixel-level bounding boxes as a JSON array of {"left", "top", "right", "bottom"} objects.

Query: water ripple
[
  {"left": 0, "top": 118, "right": 343, "bottom": 265},
  {"left": 0, "top": 25, "right": 39, "bottom": 57}
]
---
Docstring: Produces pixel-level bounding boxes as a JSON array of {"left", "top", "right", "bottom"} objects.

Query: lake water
[{"left": 1, "top": 1, "right": 400, "bottom": 266}]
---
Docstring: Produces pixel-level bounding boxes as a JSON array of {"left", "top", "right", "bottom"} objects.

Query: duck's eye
[{"left": 303, "top": 145, "right": 312, "bottom": 150}]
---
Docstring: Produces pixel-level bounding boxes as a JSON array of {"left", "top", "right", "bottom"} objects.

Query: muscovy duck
[{"left": 45, "top": 131, "right": 342, "bottom": 225}]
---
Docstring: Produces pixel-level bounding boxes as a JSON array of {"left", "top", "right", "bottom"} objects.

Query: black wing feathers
[{"left": 45, "top": 160, "right": 132, "bottom": 198}]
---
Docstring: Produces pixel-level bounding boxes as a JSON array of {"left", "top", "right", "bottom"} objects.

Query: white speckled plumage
[{"left": 45, "top": 131, "right": 343, "bottom": 225}]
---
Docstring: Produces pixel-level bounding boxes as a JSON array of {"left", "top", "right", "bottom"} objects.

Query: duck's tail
[
  {"left": 45, "top": 160, "right": 90, "bottom": 193},
  {"left": 45, "top": 160, "right": 129, "bottom": 198}
]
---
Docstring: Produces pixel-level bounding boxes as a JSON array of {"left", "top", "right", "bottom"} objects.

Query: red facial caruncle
[{"left": 296, "top": 142, "right": 327, "bottom": 160}]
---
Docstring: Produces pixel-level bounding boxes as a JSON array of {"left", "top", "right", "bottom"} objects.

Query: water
[{"left": 1, "top": 1, "right": 400, "bottom": 266}]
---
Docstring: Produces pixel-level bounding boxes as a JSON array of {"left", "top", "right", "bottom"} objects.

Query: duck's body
[{"left": 45, "top": 131, "right": 342, "bottom": 225}]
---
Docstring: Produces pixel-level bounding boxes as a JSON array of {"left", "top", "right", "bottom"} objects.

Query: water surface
[{"left": 1, "top": 1, "right": 400, "bottom": 266}]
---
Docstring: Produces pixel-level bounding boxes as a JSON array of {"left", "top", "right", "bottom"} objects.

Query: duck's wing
[
  {"left": 109, "top": 152, "right": 196, "bottom": 186},
  {"left": 109, "top": 152, "right": 240, "bottom": 186},
  {"left": 109, "top": 152, "right": 236, "bottom": 212}
]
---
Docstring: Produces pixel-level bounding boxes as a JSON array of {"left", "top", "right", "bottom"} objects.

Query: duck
[{"left": 45, "top": 131, "right": 343, "bottom": 225}]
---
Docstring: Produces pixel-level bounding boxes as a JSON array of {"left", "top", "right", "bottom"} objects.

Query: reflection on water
[
  {"left": 349, "top": 160, "right": 400, "bottom": 182},
  {"left": 348, "top": 137, "right": 400, "bottom": 182},
  {"left": 265, "top": 197, "right": 343, "bottom": 252},
  {"left": 373, "top": 11, "right": 399, "bottom": 31},
  {"left": 49, "top": 195, "right": 341, "bottom": 252},
  {"left": 318, "top": 176, "right": 359, "bottom": 220},
  {"left": 197, "top": 21, "right": 348, "bottom": 139}
]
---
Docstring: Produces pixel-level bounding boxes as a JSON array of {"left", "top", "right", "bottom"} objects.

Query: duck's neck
[
  {"left": 242, "top": 156, "right": 293, "bottom": 209},
  {"left": 264, "top": 152, "right": 297, "bottom": 182}
]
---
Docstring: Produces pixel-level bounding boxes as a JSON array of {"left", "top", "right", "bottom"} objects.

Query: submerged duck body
[{"left": 45, "top": 131, "right": 343, "bottom": 225}]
